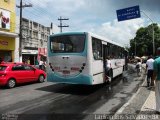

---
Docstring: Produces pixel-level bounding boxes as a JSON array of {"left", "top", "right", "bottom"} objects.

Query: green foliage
[{"left": 129, "top": 23, "right": 160, "bottom": 57}]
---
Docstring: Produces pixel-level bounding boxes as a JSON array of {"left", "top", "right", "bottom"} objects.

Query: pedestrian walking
[
  {"left": 43, "top": 60, "right": 46, "bottom": 72},
  {"left": 135, "top": 59, "right": 142, "bottom": 77},
  {"left": 146, "top": 55, "right": 154, "bottom": 87},
  {"left": 39, "top": 58, "right": 44, "bottom": 70},
  {"left": 153, "top": 47, "right": 160, "bottom": 113}
]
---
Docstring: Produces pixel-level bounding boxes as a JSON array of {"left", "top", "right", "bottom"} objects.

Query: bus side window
[
  {"left": 93, "top": 50, "right": 100, "bottom": 59},
  {"left": 92, "top": 37, "right": 102, "bottom": 60}
]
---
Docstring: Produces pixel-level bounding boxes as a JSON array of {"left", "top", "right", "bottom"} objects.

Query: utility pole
[
  {"left": 58, "top": 16, "right": 69, "bottom": 32},
  {"left": 135, "top": 39, "right": 136, "bottom": 56},
  {"left": 16, "top": 0, "right": 32, "bottom": 61}
]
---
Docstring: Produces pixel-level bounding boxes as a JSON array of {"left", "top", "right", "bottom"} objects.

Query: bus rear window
[
  {"left": 50, "top": 34, "right": 85, "bottom": 53},
  {"left": 0, "top": 66, "right": 7, "bottom": 71}
]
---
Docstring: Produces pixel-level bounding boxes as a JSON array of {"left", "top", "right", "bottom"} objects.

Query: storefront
[
  {"left": 21, "top": 48, "right": 47, "bottom": 65},
  {"left": 0, "top": 1, "right": 17, "bottom": 62},
  {"left": 22, "top": 49, "right": 38, "bottom": 65},
  {"left": 0, "top": 33, "right": 17, "bottom": 62}
]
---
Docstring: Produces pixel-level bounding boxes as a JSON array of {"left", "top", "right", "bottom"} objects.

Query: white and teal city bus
[{"left": 47, "top": 32, "right": 127, "bottom": 85}]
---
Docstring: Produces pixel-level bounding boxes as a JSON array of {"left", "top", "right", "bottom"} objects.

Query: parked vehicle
[{"left": 0, "top": 62, "right": 46, "bottom": 88}]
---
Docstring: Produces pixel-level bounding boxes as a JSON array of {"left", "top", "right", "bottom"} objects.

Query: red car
[{"left": 0, "top": 62, "right": 46, "bottom": 88}]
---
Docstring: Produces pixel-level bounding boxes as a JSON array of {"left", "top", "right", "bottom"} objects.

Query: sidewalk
[
  {"left": 140, "top": 89, "right": 155, "bottom": 112},
  {"left": 114, "top": 65, "right": 160, "bottom": 119},
  {"left": 139, "top": 65, "right": 156, "bottom": 113}
]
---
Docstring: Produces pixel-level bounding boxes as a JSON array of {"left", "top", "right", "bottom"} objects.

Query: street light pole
[
  {"left": 19, "top": 0, "right": 22, "bottom": 59},
  {"left": 140, "top": 11, "right": 155, "bottom": 56},
  {"left": 135, "top": 39, "right": 136, "bottom": 56}
]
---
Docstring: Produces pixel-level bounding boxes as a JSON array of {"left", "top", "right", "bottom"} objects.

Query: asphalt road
[{"left": 0, "top": 64, "right": 145, "bottom": 120}]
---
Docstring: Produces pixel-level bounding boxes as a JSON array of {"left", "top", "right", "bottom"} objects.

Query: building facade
[
  {"left": 16, "top": 17, "right": 59, "bottom": 65},
  {"left": 0, "top": 0, "right": 18, "bottom": 62}
]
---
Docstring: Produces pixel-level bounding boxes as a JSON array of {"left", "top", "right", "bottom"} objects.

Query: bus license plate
[{"left": 63, "top": 70, "right": 70, "bottom": 74}]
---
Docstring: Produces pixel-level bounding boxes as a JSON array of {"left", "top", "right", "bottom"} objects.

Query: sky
[{"left": 16, "top": 0, "right": 160, "bottom": 46}]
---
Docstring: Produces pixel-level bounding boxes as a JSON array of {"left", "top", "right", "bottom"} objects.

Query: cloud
[
  {"left": 29, "top": 0, "right": 53, "bottom": 8},
  {"left": 66, "top": 17, "right": 145, "bottom": 46},
  {"left": 27, "top": 0, "right": 87, "bottom": 16},
  {"left": 18, "top": 0, "right": 158, "bottom": 47},
  {"left": 91, "top": 18, "right": 145, "bottom": 46}
]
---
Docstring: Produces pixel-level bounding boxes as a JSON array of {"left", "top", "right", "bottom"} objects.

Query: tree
[{"left": 129, "top": 23, "right": 160, "bottom": 57}]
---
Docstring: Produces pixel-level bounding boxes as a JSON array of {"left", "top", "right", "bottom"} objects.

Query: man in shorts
[{"left": 153, "top": 47, "right": 160, "bottom": 113}]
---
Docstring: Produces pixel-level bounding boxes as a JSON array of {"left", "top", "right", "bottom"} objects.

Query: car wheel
[
  {"left": 7, "top": 79, "right": 16, "bottom": 88},
  {"left": 38, "top": 75, "right": 45, "bottom": 83}
]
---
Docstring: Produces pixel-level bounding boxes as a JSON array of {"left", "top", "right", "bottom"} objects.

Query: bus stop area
[{"left": 114, "top": 65, "right": 160, "bottom": 120}]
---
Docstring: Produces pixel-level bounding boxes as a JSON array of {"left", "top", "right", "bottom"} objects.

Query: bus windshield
[{"left": 50, "top": 34, "right": 85, "bottom": 53}]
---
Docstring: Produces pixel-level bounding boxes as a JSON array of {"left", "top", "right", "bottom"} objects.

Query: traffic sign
[{"left": 116, "top": 5, "right": 141, "bottom": 22}]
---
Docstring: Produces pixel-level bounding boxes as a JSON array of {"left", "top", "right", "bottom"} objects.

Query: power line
[{"left": 22, "top": 0, "right": 57, "bottom": 24}]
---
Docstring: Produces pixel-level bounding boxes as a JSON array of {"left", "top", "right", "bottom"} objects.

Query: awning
[
  {"left": 0, "top": 31, "right": 18, "bottom": 38},
  {"left": 38, "top": 48, "right": 47, "bottom": 56}
]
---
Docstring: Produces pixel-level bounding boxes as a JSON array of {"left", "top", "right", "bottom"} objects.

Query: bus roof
[
  {"left": 88, "top": 32, "right": 124, "bottom": 48},
  {"left": 50, "top": 31, "right": 124, "bottom": 48}
]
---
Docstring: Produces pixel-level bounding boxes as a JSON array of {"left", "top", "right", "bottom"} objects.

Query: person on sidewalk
[
  {"left": 105, "top": 56, "right": 112, "bottom": 82},
  {"left": 135, "top": 59, "right": 142, "bottom": 77},
  {"left": 153, "top": 47, "right": 160, "bottom": 113},
  {"left": 39, "top": 58, "right": 44, "bottom": 70},
  {"left": 146, "top": 55, "right": 154, "bottom": 87}
]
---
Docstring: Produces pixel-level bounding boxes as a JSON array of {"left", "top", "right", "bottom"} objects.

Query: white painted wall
[{"left": 15, "top": 16, "right": 21, "bottom": 62}]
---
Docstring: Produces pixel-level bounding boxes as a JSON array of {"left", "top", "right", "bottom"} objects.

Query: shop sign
[
  {"left": 38, "top": 48, "right": 47, "bottom": 56},
  {"left": 0, "top": 40, "right": 8, "bottom": 46},
  {"left": 22, "top": 49, "right": 38, "bottom": 54},
  {"left": 0, "top": 8, "right": 10, "bottom": 30}
]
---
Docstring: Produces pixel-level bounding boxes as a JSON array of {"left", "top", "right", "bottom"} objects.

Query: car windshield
[
  {"left": 0, "top": 65, "right": 7, "bottom": 71},
  {"left": 50, "top": 34, "right": 86, "bottom": 53}
]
